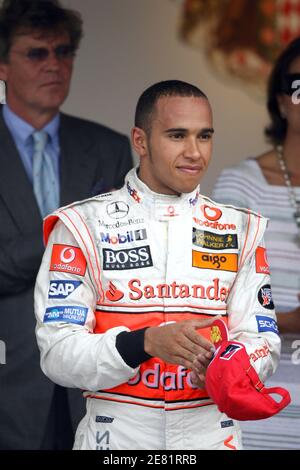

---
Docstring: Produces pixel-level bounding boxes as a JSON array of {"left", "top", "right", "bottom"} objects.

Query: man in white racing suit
[{"left": 35, "top": 80, "right": 280, "bottom": 450}]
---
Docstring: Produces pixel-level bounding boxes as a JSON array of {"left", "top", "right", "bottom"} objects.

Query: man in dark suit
[{"left": 0, "top": 0, "right": 133, "bottom": 449}]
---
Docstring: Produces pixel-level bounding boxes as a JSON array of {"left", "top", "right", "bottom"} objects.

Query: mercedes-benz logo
[{"left": 106, "top": 201, "right": 129, "bottom": 219}]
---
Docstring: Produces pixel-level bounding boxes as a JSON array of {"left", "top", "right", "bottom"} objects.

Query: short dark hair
[
  {"left": 265, "top": 36, "right": 300, "bottom": 145},
  {"left": 0, "top": 0, "right": 83, "bottom": 62},
  {"left": 135, "top": 80, "right": 208, "bottom": 135}
]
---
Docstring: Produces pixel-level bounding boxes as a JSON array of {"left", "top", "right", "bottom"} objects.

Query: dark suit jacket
[{"left": 0, "top": 109, "right": 133, "bottom": 449}]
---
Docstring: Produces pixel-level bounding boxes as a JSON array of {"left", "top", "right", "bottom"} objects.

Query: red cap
[{"left": 205, "top": 319, "right": 291, "bottom": 420}]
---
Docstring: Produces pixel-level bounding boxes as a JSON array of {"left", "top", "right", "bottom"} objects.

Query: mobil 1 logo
[{"left": 103, "top": 245, "right": 153, "bottom": 270}]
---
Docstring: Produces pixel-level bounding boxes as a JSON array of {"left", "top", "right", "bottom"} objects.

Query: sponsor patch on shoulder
[
  {"left": 257, "top": 284, "right": 274, "bottom": 310},
  {"left": 48, "top": 280, "right": 82, "bottom": 299},
  {"left": 221, "top": 420, "right": 234, "bottom": 429},
  {"left": 43, "top": 306, "right": 88, "bottom": 325},
  {"left": 256, "top": 315, "right": 279, "bottom": 335},
  {"left": 255, "top": 247, "right": 270, "bottom": 274},
  {"left": 50, "top": 245, "right": 87, "bottom": 276}
]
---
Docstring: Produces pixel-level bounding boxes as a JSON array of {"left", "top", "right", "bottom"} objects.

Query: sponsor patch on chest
[{"left": 102, "top": 245, "right": 153, "bottom": 270}]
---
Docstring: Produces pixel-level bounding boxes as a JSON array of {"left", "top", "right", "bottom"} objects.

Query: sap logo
[
  {"left": 256, "top": 315, "right": 279, "bottom": 335},
  {"left": 103, "top": 245, "right": 153, "bottom": 270},
  {"left": 48, "top": 281, "right": 82, "bottom": 299}
]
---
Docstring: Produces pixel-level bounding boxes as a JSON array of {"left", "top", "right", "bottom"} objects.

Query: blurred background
[{"left": 61, "top": 0, "right": 300, "bottom": 196}]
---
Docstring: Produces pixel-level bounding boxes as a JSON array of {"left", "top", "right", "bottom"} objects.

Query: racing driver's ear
[{"left": 131, "top": 127, "right": 149, "bottom": 159}]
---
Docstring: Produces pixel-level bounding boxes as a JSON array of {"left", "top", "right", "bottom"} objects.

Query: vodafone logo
[
  {"left": 165, "top": 205, "right": 180, "bottom": 217},
  {"left": 50, "top": 245, "right": 87, "bottom": 276},
  {"left": 255, "top": 247, "right": 270, "bottom": 275},
  {"left": 201, "top": 204, "right": 222, "bottom": 221},
  {"left": 60, "top": 247, "right": 76, "bottom": 263}
]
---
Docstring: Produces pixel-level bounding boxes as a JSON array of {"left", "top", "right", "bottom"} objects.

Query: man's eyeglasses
[{"left": 11, "top": 44, "right": 75, "bottom": 62}]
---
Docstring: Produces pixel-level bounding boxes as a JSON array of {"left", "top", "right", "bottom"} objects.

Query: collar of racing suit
[{"left": 124, "top": 167, "right": 201, "bottom": 221}]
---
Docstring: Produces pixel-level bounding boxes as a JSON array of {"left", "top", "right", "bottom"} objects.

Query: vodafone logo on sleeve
[
  {"left": 50, "top": 244, "right": 87, "bottom": 276},
  {"left": 255, "top": 247, "right": 270, "bottom": 275}
]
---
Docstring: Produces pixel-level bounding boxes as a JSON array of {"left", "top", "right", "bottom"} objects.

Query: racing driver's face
[{"left": 132, "top": 95, "right": 214, "bottom": 195}]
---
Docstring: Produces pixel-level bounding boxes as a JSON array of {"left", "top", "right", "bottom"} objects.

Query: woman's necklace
[{"left": 276, "top": 145, "right": 300, "bottom": 246}]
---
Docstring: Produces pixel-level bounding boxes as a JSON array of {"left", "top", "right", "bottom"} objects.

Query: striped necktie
[{"left": 32, "top": 130, "right": 59, "bottom": 217}]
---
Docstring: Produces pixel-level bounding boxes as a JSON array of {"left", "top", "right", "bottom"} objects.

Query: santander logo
[
  {"left": 105, "top": 281, "right": 124, "bottom": 302},
  {"left": 104, "top": 278, "right": 229, "bottom": 303}
]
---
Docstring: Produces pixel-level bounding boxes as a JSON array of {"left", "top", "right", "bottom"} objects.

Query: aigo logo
[
  {"left": 201, "top": 204, "right": 222, "bottom": 221},
  {"left": 192, "top": 251, "right": 238, "bottom": 272}
]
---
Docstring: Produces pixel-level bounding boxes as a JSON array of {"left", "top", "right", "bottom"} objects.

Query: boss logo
[{"left": 103, "top": 245, "right": 153, "bottom": 270}]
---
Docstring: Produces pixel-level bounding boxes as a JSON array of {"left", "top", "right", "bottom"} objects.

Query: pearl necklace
[{"left": 276, "top": 145, "right": 300, "bottom": 246}]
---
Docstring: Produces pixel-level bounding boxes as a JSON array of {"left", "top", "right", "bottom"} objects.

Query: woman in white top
[
  {"left": 212, "top": 39, "right": 300, "bottom": 451},
  {"left": 213, "top": 37, "right": 300, "bottom": 335}
]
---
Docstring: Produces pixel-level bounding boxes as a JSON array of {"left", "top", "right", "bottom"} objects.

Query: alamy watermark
[
  {"left": 291, "top": 339, "right": 300, "bottom": 365},
  {"left": 0, "top": 80, "right": 6, "bottom": 104},
  {"left": 0, "top": 340, "right": 6, "bottom": 365},
  {"left": 291, "top": 80, "right": 300, "bottom": 105}
]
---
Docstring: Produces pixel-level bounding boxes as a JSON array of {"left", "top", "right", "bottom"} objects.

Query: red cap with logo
[{"left": 205, "top": 319, "right": 291, "bottom": 420}]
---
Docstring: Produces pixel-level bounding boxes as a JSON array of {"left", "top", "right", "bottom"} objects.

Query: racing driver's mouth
[{"left": 176, "top": 165, "right": 203, "bottom": 175}]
